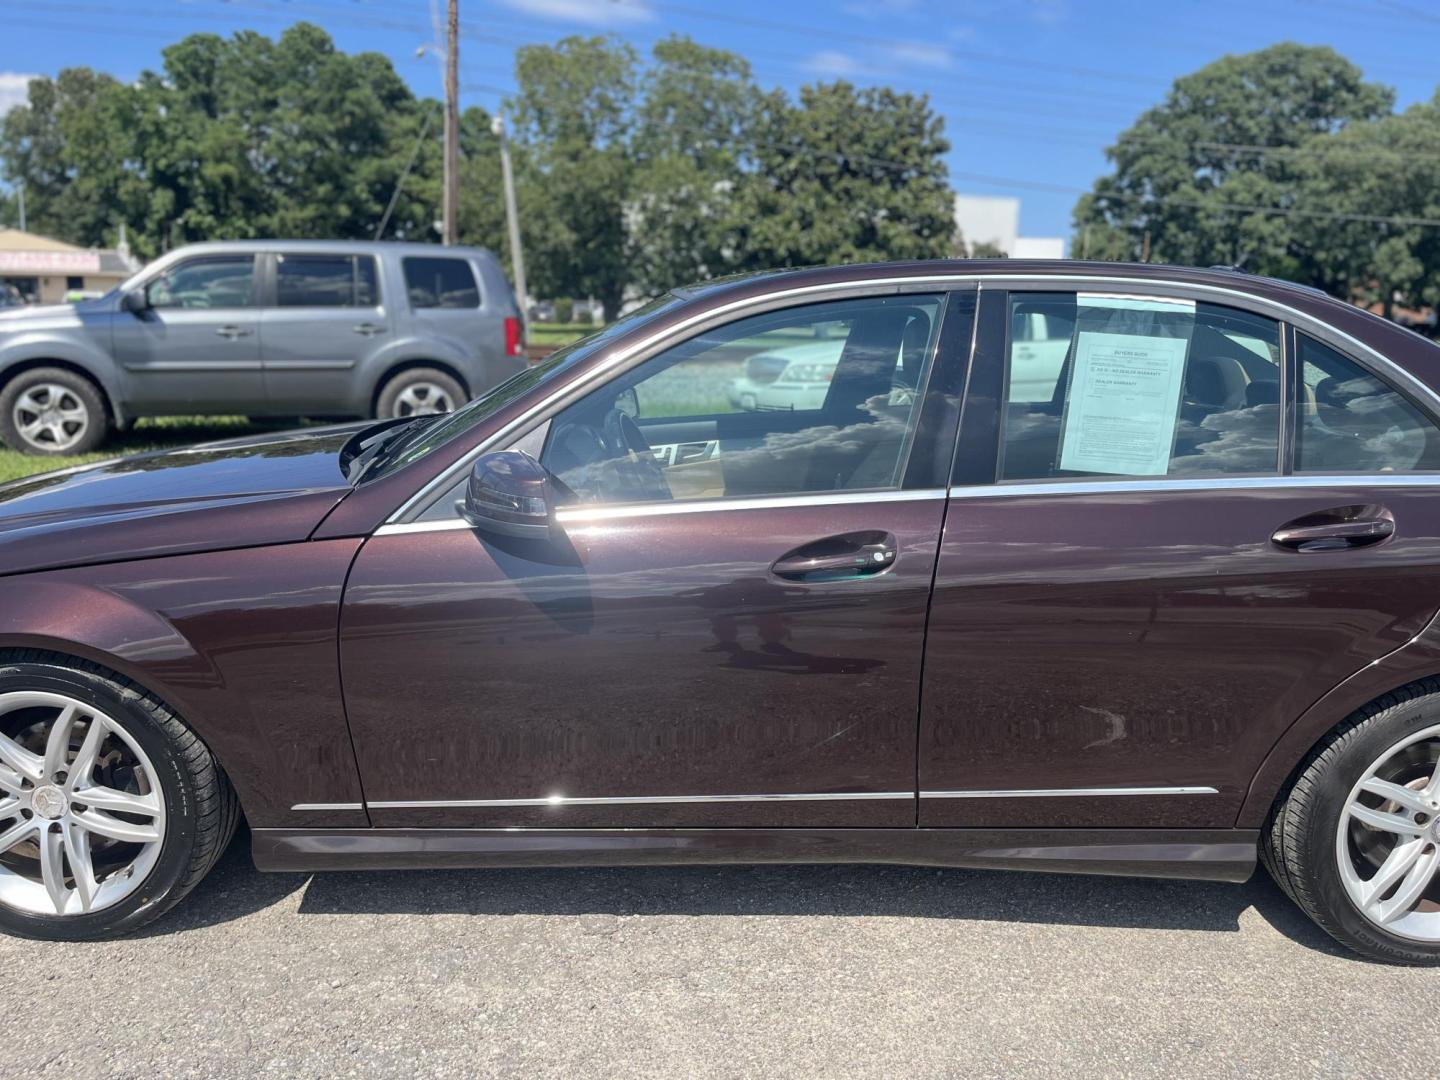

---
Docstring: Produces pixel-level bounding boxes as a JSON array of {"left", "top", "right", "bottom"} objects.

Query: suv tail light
[{"left": 504, "top": 316, "right": 524, "bottom": 358}]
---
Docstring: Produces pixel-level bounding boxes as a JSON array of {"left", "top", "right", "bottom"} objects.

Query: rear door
[
  {"left": 339, "top": 287, "right": 976, "bottom": 829},
  {"left": 112, "top": 253, "right": 266, "bottom": 413},
  {"left": 257, "top": 252, "right": 390, "bottom": 414},
  {"left": 919, "top": 283, "right": 1440, "bottom": 829}
]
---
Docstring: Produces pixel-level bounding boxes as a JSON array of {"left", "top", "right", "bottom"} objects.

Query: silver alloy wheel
[
  {"left": 0, "top": 692, "right": 166, "bottom": 916},
  {"left": 1336, "top": 721, "right": 1440, "bottom": 941},
  {"left": 13, "top": 384, "right": 91, "bottom": 451},
  {"left": 393, "top": 382, "right": 455, "bottom": 417}
]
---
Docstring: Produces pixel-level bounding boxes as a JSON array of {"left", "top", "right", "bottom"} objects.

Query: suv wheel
[
  {"left": 0, "top": 368, "right": 109, "bottom": 455},
  {"left": 1263, "top": 680, "right": 1440, "bottom": 964},
  {"left": 0, "top": 653, "right": 239, "bottom": 940},
  {"left": 376, "top": 367, "right": 466, "bottom": 419}
]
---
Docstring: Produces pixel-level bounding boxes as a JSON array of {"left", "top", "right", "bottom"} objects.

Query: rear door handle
[
  {"left": 353, "top": 322, "right": 385, "bottom": 337},
  {"left": 771, "top": 532, "right": 898, "bottom": 582},
  {"left": 215, "top": 325, "right": 252, "bottom": 339},
  {"left": 1272, "top": 507, "right": 1395, "bottom": 552}
]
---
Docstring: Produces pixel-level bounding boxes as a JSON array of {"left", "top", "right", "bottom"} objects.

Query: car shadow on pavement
[{"left": 152, "top": 829, "right": 1348, "bottom": 957}]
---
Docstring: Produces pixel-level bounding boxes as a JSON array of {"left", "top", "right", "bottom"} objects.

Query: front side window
[
  {"left": 404, "top": 257, "right": 480, "bottom": 309},
  {"left": 1295, "top": 334, "right": 1440, "bottom": 473},
  {"left": 275, "top": 255, "right": 379, "bottom": 307},
  {"left": 540, "top": 294, "right": 943, "bottom": 506},
  {"left": 999, "top": 292, "right": 1282, "bottom": 481},
  {"left": 147, "top": 257, "right": 256, "bottom": 310}
]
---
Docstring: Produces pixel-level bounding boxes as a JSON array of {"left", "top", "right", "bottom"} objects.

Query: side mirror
[
  {"left": 456, "top": 449, "right": 558, "bottom": 540},
  {"left": 120, "top": 290, "right": 149, "bottom": 315}
]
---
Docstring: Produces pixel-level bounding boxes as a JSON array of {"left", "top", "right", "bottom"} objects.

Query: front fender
[
  {"left": 0, "top": 333, "right": 127, "bottom": 425},
  {"left": 0, "top": 541, "right": 368, "bottom": 829}
]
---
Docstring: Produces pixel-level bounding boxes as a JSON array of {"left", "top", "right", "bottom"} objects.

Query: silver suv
[{"left": 0, "top": 240, "right": 526, "bottom": 455}]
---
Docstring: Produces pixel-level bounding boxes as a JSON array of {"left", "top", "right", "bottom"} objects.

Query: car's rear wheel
[
  {"left": 0, "top": 367, "right": 109, "bottom": 455},
  {"left": 0, "top": 654, "right": 238, "bottom": 940},
  {"left": 375, "top": 367, "right": 466, "bottom": 419},
  {"left": 1263, "top": 680, "right": 1440, "bottom": 964}
]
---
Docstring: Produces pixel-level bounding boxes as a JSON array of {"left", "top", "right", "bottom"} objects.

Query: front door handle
[
  {"left": 1272, "top": 506, "right": 1395, "bottom": 552},
  {"left": 214, "top": 325, "right": 252, "bottom": 339},
  {"left": 353, "top": 322, "right": 385, "bottom": 336},
  {"left": 771, "top": 532, "right": 898, "bottom": 582}
]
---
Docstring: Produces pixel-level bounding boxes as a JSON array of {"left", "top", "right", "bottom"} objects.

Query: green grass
[
  {"left": 0, "top": 416, "right": 302, "bottom": 484},
  {"left": 527, "top": 323, "right": 594, "bottom": 347}
]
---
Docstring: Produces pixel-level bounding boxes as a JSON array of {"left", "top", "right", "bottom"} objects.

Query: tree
[
  {"left": 1, "top": 24, "right": 442, "bottom": 259},
  {"left": 729, "top": 81, "right": 954, "bottom": 271},
  {"left": 1071, "top": 44, "right": 1393, "bottom": 276},
  {"left": 1291, "top": 95, "right": 1440, "bottom": 314},
  {"left": 628, "top": 36, "right": 761, "bottom": 296},
  {"left": 508, "top": 36, "right": 637, "bottom": 320}
]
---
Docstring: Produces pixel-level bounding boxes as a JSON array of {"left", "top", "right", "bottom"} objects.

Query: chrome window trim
[
  {"left": 386, "top": 270, "right": 1440, "bottom": 526},
  {"left": 290, "top": 802, "right": 365, "bottom": 812},
  {"left": 949, "top": 474, "right": 1440, "bottom": 501},
  {"left": 368, "top": 791, "right": 916, "bottom": 809},
  {"left": 388, "top": 276, "right": 974, "bottom": 523},
  {"left": 375, "top": 487, "right": 948, "bottom": 536},
  {"left": 921, "top": 786, "right": 1219, "bottom": 799}
]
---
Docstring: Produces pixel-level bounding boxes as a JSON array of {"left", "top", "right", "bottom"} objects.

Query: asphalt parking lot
[{"left": 5, "top": 832, "right": 1439, "bottom": 1078}]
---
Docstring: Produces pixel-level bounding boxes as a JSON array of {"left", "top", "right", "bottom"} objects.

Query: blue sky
[{"left": 4, "top": 0, "right": 1439, "bottom": 242}]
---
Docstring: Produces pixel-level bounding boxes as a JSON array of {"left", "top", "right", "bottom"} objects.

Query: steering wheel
[{"left": 604, "top": 407, "right": 653, "bottom": 456}]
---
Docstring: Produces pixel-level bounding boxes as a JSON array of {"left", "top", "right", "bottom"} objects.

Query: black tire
[
  {"left": 0, "top": 367, "right": 110, "bottom": 456},
  {"left": 374, "top": 366, "right": 467, "bottom": 419},
  {"left": 1262, "top": 678, "right": 1440, "bottom": 965},
  {"left": 0, "top": 652, "right": 239, "bottom": 940}
]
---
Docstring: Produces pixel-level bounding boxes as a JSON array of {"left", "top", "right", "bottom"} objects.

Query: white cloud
[
  {"left": 802, "top": 50, "right": 863, "bottom": 77},
  {"left": 0, "top": 72, "right": 38, "bottom": 117},
  {"left": 495, "top": 0, "right": 655, "bottom": 24},
  {"left": 881, "top": 42, "right": 954, "bottom": 68}
]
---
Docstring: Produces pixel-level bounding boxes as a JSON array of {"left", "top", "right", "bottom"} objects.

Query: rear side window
[
  {"left": 404, "top": 257, "right": 480, "bottom": 309},
  {"left": 1294, "top": 334, "right": 1440, "bottom": 473},
  {"left": 275, "top": 255, "right": 379, "bottom": 307},
  {"left": 999, "top": 292, "right": 1282, "bottom": 481}
]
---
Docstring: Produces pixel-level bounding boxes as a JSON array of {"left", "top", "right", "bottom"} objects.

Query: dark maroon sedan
[{"left": 4, "top": 260, "right": 1440, "bottom": 962}]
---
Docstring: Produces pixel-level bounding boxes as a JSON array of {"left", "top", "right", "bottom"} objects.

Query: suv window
[
  {"left": 147, "top": 256, "right": 256, "bottom": 310},
  {"left": 1295, "top": 334, "right": 1440, "bottom": 472},
  {"left": 541, "top": 295, "right": 943, "bottom": 505},
  {"left": 404, "top": 257, "right": 480, "bottom": 309},
  {"left": 999, "top": 292, "right": 1282, "bottom": 481},
  {"left": 275, "top": 254, "right": 379, "bottom": 307}
]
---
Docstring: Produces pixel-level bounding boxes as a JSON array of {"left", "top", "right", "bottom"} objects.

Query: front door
[
  {"left": 340, "top": 288, "right": 975, "bottom": 828},
  {"left": 112, "top": 254, "right": 267, "bottom": 413},
  {"left": 919, "top": 285, "right": 1440, "bottom": 829}
]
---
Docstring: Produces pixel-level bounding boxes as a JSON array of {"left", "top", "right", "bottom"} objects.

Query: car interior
[{"left": 542, "top": 297, "right": 941, "bottom": 506}]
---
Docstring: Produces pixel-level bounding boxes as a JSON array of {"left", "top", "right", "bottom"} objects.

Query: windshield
[{"left": 364, "top": 293, "right": 684, "bottom": 479}]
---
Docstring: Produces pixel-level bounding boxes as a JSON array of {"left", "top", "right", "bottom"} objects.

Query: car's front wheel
[
  {"left": 1264, "top": 680, "right": 1440, "bottom": 964},
  {"left": 0, "top": 653, "right": 238, "bottom": 940},
  {"left": 0, "top": 367, "right": 109, "bottom": 455}
]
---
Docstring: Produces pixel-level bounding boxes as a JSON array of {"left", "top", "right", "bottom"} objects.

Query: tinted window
[
  {"left": 999, "top": 293, "right": 1281, "bottom": 481},
  {"left": 1295, "top": 334, "right": 1440, "bottom": 472},
  {"left": 541, "top": 295, "right": 943, "bottom": 506},
  {"left": 147, "top": 257, "right": 255, "bottom": 309},
  {"left": 404, "top": 257, "right": 480, "bottom": 309},
  {"left": 275, "top": 255, "right": 379, "bottom": 307}
]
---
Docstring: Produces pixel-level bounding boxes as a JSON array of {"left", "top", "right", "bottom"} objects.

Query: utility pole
[
  {"left": 16, "top": 182, "right": 25, "bottom": 233},
  {"left": 442, "top": 0, "right": 459, "bottom": 246},
  {"left": 492, "top": 115, "right": 528, "bottom": 312}
]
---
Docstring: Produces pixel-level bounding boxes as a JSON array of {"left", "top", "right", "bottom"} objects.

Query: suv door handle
[
  {"left": 1272, "top": 506, "right": 1395, "bottom": 552},
  {"left": 771, "top": 532, "right": 898, "bottom": 582},
  {"left": 214, "top": 325, "right": 252, "bottom": 339},
  {"left": 353, "top": 322, "right": 385, "bottom": 336}
]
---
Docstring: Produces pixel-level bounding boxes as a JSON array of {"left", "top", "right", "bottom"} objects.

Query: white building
[{"left": 954, "top": 194, "right": 1065, "bottom": 259}]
